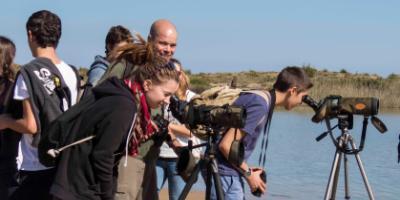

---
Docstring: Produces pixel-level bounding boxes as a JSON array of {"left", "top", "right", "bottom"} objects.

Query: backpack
[
  {"left": 189, "top": 85, "right": 274, "bottom": 168},
  {"left": 38, "top": 93, "right": 96, "bottom": 167},
  {"left": 189, "top": 85, "right": 271, "bottom": 139}
]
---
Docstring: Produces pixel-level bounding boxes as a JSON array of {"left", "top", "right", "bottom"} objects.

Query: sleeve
[
  {"left": 13, "top": 74, "right": 30, "bottom": 100},
  {"left": 234, "top": 94, "right": 269, "bottom": 137},
  {"left": 90, "top": 99, "right": 136, "bottom": 200}
]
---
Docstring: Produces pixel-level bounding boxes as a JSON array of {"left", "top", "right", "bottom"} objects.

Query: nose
[{"left": 165, "top": 45, "right": 172, "bottom": 54}]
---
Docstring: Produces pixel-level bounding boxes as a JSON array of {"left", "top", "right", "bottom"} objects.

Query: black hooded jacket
[{"left": 50, "top": 77, "right": 137, "bottom": 200}]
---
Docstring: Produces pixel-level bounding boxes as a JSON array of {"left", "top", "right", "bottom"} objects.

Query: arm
[
  {"left": 168, "top": 123, "right": 192, "bottom": 138},
  {"left": 218, "top": 128, "right": 266, "bottom": 193},
  {"left": 0, "top": 99, "right": 37, "bottom": 134}
]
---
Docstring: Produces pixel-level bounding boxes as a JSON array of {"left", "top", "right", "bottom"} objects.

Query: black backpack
[{"left": 38, "top": 93, "right": 95, "bottom": 167}]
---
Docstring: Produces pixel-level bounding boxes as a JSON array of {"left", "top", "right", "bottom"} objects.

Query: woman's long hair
[
  {"left": 0, "top": 36, "right": 16, "bottom": 81},
  {"left": 170, "top": 58, "right": 191, "bottom": 101}
]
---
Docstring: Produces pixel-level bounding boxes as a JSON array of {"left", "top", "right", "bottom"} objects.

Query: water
[{"left": 160, "top": 112, "right": 400, "bottom": 199}]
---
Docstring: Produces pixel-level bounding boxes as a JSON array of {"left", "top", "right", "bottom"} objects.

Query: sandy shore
[{"left": 159, "top": 189, "right": 205, "bottom": 200}]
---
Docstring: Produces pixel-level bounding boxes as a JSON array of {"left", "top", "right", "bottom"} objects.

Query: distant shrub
[
  {"left": 387, "top": 73, "right": 398, "bottom": 80},
  {"left": 247, "top": 70, "right": 258, "bottom": 77},
  {"left": 302, "top": 65, "right": 317, "bottom": 78},
  {"left": 184, "top": 69, "right": 192, "bottom": 75},
  {"left": 190, "top": 77, "right": 210, "bottom": 93},
  {"left": 340, "top": 69, "right": 348, "bottom": 74}
]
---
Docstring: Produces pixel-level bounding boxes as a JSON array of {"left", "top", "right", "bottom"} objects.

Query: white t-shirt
[
  {"left": 14, "top": 61, "right": 78, "bottom": 171},
  {"left": 159, "top": 90, "right": 205, "bottom": 158}
]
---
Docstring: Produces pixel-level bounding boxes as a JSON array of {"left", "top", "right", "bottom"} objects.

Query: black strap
[{"left": 258, "top": 89, "right": 276, "bottom": 168}]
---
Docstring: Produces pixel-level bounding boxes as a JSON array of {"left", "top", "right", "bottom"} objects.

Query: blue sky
[{"left": 1, "top": 0, "right": 399, "bottom": 77}]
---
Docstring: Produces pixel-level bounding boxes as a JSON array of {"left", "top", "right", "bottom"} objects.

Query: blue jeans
[
  {"left": 156, "top": 158, "right": 185, "bottom": 200},
  {"left": 210, "top": 175, "right": 245, "bottom": 200}
]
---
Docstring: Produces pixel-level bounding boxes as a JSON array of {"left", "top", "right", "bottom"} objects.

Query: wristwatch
[{"left": 244, "top": 167, "right": 252, "bottom": 177}]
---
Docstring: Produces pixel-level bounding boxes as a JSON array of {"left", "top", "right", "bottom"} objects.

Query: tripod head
[{"left": 302, "top": 95, "right": 388, "bottom": 154}]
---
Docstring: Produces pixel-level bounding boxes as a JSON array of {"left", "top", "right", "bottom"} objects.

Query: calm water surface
[{"left": 159, "top": 112, "right": 400, "bottom": 199}]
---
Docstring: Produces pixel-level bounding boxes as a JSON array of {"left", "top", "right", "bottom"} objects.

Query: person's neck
[
  {"left": 274, "top": 90, "right": 287, "bottom": 107},
  {"left": 35, "top": 47, "right": 61, "bottom": 65}
]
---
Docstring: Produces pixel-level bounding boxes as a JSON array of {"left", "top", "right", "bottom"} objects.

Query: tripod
[
  {"left": 178, "top": 128, "right": 225, "bottom": 200},
  {"left": 322, "top": 115, "right": 375, "bottom": 200}
]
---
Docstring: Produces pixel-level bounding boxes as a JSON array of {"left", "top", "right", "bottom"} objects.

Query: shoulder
[{"left": 234, "top": 93, "right": 269, "bottom": 110}]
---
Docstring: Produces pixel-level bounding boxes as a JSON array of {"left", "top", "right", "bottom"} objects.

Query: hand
[{"left": 244, "top": 167, "right": 267, "bottom": 194}]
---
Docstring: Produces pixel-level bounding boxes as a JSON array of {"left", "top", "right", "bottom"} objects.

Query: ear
[
  {"left": 27, "top": 30, "right": 34, "bottom": 42},
  {"left": 289, "top": 86, "right": 298, "bottom": 95},
  {"left": 142, "top": 80, "right": 153, "bottom": 91}
]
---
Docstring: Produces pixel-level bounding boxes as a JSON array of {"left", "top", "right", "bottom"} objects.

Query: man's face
[{"left": 151, "top": 30, "right": 177, "bottom": 61}]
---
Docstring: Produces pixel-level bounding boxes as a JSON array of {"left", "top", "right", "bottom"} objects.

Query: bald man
[
  {"left": 148, "top": 19, "right": 178, "bottom": 61},
  {"left": 99, "top": 19, "right": 178, "bottom": 82}
]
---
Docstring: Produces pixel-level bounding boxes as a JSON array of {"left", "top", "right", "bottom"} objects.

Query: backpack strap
[
  {"left": 241, "top": 89, "right": 275, "bottom": 168},
  {"left": 68, "top": 64, "right": 83, "bottom": 103}
]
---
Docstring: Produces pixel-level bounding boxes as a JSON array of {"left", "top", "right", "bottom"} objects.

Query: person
[
  {"left": 86, "top": 25, "right": 133, "bottom": 86},
  {"left": 148, "top": 19, "right": 178, "bottom": 61},
  {"left": 156, "top": 58, "right": 203, "bottom": 200},
  {"left": 0, "top": 10, "right": 80, "bottom": 200},
  {"left": 99, "top": 19, "right": 178, "bottom": 81},
  {"left": 0, "top": 36, "right": 19, "bottom": 200},
  {"left": 212, "top": 66, "right": 313, "bottom": 199},
  {"left": 48, "top": 40, "right": 180, "bottom": 200}
]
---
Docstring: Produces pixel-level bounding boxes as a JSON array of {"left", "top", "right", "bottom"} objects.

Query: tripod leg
[
  {"left": 324, "top": 139, "right": 343, "bottom": 200},
  {"left": 209, "top": 158, "right": 224, "bottom": 200},
  {"left": 206, "top": 161, "right": 212, "bottom": 200},
  {"left": 343, "top": 154, "right": 350, "bottom": 199},
  {"left": 178, "top": 160, "right": 203, "bottom": 200},
  {"left": 331, "top": 150, "right": 342, "bottom": 200},
  {"left": 349, "top": 139, "right": 375, "bottom": 200}
]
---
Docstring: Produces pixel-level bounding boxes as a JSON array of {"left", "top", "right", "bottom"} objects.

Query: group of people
[{"left": 0, "top": 9, "right": 313, "bottom": 200}]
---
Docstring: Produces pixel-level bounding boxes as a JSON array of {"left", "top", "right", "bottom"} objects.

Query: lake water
[{"left": 159, "top": 111, "right": 400, "bottom": 199}]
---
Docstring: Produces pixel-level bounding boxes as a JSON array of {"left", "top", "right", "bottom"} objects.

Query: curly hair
[
  {"left": 0, "top": 36, "right": 16, "bottom": 81},
  {"left": 26, "top": 10, "right": 62, "bottom": 48}
]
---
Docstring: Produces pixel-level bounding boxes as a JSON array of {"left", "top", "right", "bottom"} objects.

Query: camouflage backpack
[{"left": 189, "top": 85, "right": 271, "bottom": 140}]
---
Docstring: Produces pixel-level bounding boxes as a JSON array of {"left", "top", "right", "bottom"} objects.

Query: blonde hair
[{"left": 170, "top": 58, "right": 190, "bottom": 101}]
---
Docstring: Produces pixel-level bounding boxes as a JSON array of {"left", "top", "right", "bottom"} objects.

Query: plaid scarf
[{"left": 124, "top": 79, "right": 155, "bottom": 156}]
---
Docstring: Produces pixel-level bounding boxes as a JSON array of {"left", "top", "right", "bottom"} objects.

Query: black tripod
[
  {"left": 320, "top": 115, "right": 374, "bottom": 200},
  {"left": 178, "top": 128, "right": 225, "bottom": 200}
]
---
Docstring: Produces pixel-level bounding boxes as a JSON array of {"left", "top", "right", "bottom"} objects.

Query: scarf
[{"left": 124, "top": 79, "right": 155, "bottom": 156}]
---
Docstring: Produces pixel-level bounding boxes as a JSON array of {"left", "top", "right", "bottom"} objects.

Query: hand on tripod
[{"left": 244, "top": 167, "right": 267, "bottom": 195}]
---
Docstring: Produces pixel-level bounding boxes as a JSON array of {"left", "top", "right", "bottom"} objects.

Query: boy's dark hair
[
  {"left": 273, "top": 66, "right": 313, "bottom": 92},
  {"left": 105, "top": 25, "right": 133, "bottom": 55},
  {"left": 26, "top": 10, "right": 62, "bottom": 48}
]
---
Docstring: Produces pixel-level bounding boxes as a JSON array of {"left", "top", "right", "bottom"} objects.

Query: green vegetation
[
  {"left": 77, "top": 66, "right": 399, "bottom": 108},
  {"left": 188, "top": 67, "right": 400, "bottom": 109}
]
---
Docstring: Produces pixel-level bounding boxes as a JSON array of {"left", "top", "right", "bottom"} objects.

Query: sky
[{"left": 1, "top": 0, "right": 399, "bottom": 77}]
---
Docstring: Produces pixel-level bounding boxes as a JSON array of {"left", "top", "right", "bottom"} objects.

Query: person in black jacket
[
  {"left": 0, "top": 36, "right": 19, "bottom": 200},
  {"left": 48, "top": 41, "right": 180, "bottom": 200}
]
